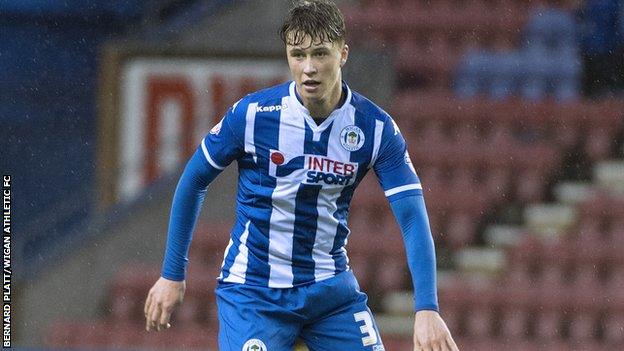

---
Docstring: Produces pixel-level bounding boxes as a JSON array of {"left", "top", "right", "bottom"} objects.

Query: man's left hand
[{"left": 413, "top": 310, "right": 459, "bottom": 351}]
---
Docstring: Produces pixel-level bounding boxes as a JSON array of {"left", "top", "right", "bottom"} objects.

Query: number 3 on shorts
[{"left": 353, "top": 311, "right": 378, "bottom": 346}]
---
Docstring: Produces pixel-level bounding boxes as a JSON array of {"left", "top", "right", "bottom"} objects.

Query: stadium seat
[
  {"left": 106, "top": 321, "right": 143, "bottom": 348},
  {"left": 465, "top": 304, "right": 492, "bottom": 338},
  {"left": 174, "top": 295, "right": 204, "bottom": 325},
  {"left": 500, "top": 307, "right": 529, "bottom": 340},
  {"left": 44, "top": 321, "right": 77, "bottom": 347},
  {"left": 584, "top": 127, "right": 615, "bottom": 163},
  {"left": 445, "top": 212, "right": 478, "bottom": 248},
  {"left": 568, "top": 310, "right": 598, "bottom": 343},
  {"left": 380, "top": 335, "right": 412, "bottom": 351},
  {"left": 514, "top": 168, "right": 549, "bottom": 204},
  {"left": 602, "top": 311, "right": 624, "bottom": 345},
  {"left": 108, "top": 292, "right": 139, "bottom": 323},
  {"left": 534, "top": 307, "right": 561, "bottom": 340},
  {"left": 376, "top": 255, "right": 409, "bottom": 293}
]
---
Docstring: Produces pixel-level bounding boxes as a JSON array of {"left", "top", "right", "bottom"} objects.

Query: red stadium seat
[
  {"left": 465, "top": 304, "right": 492, "bottom": 338},
  {"left": 536, "top": 263, "right": 565, "bottom": 290},
  {"left": 106, "top": 321, "right": 144, "bottom": 348},
  {"left": 515, "top": 168, "right": 548, "bottom": 204},
  {"left": 381, "top": 335, "right": 412, "bottom": 350},
  {"left": 109, "top": 293, "right": 139, "bottom": 323},
  {"left": 500, "top": 307, "right": 529, "bottom": 340},
  {"left": 44, "top": 321, "right": 77, "bottom": 347},
  {"left": 602, "top": 312, "right": 624, "bottom": 345},
  {"left": 534, "top": 307, "right": 562, "bottom": 341},
  {"left": 445, "top": 212, "right": 478, "bottom": 249},
  {"left": 584, "top": 127, "right": 615, "bottom": 163},
  {"left": 568, "top": 310, "right": 598, "bottom": 343},
  {"left": 348, "top": 254, "right": 372, "bottom": 291}
]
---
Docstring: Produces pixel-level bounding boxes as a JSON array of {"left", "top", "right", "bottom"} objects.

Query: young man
[{"left": 144, "top": 1, "right": 458, "bottom": 350}]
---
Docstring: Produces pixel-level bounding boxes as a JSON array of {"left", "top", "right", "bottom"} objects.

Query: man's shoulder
[
  {"left": 349, "top": 89, "right": 392, "bottom": 123},
  {"left": 233, "top": 81, "right": 292, "bottom": 115}
]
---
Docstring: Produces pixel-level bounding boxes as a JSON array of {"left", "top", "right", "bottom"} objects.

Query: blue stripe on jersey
[
  {"left": 220, "top": 220, "right": 245, "bottom": 281},
  {"left": 241, "top": 103, "right": 283, "bottom": 286},
  {"left": 291, "top": 183, "right": 322, "bottom": 285},
  {"left": 303, "top": 120, "right": 333, "bottom": 156},
  {"left": 330, "top": 185, "right": 353, "bottom": 273},
  {"left": 349, "top": 101, "right": 377, "bottom": 165}
]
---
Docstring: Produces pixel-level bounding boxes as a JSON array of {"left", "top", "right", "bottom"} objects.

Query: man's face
[{"left": 286, "top": 34, "right": 348, "bottom": 105}]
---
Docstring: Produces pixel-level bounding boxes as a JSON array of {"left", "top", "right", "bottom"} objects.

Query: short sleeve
[
  {"left": 373, "top": 117, "right": 422, "bottom": 202},
  {"left": 200, "top": 103, "right": 246, "bottom": 170}
]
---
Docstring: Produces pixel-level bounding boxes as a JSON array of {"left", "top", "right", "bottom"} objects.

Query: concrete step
[
  {"left": 455, "top": 247, "right": 505, "bottom": 276},
  {"left": 553, "top": 181, "right": 593, "bottom": 205},
  {"left": 484, "top": 225, "right": 524, "bottom": 247},
  {"left": 376, "top": 314, "right": 413, "bottom": 336},
  {"left": 382, "top": 291, "right": 413, "bottom": 316},
  {"left": 594, "top": 160, "right": 624, "bottom": 192},
  {"left": 524, "top": 204, "right": 576, "bottom": 241}
]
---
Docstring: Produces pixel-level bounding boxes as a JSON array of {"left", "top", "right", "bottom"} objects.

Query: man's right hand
[{"left": 144, "top": 277, "right": 186, "bottom": 331}]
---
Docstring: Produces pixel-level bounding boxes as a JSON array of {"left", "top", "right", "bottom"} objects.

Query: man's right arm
[
  {"left": 145, "top": 102, "right": 247, "bottom": 332},
  {"left": 161, "top": 147, "right": 222, "bottom": 281},
  {"left": 145, "top": 147, "right": 222, "bottom": 331}
]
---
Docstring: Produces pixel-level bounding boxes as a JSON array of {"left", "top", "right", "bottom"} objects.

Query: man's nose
[{"left": 303, "top": 58, "right": 317, "bottom": 75}]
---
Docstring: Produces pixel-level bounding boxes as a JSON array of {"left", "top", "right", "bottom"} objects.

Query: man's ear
[{"left": 340, "top": 44, "right": 349, "bottom": 67}]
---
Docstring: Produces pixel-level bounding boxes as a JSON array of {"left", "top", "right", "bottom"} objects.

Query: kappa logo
[
  {"left": 242, "top": 339, "right": 267, "bottom": 351},
  {"left": 340, "top": 125, "right": 365, "bottom": 151},
  {"left": 256, "top": 103, "right": 288, "bottom": 113}
]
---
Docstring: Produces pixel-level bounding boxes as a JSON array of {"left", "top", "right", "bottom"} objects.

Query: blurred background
[{"left": 3, "top": 0, "right": 624, "bottom": 349}]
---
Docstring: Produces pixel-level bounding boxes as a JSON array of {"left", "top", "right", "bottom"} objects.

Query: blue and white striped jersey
[{"left": 201, "top": 81, "right": 421, "bottom": 288}]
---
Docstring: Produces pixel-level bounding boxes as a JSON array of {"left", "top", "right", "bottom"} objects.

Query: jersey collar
[{"left": 289, "top": 81, "right": 353, "bottom": 133}]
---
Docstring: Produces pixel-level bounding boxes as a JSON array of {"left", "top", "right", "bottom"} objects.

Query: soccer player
[{"left": 144, "top": 1, "right": 459, "bottom": 350}]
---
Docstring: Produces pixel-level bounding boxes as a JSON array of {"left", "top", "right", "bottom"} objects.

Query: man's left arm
[
  {"left": 390, "top": 195, "right": 458, "bottom": 351},
  {"left": 372, "top": 116, "right": 458, "bottom": 351}
]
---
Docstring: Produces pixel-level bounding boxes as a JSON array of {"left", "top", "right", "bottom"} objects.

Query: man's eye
[
  {"left": 314, "top": 52, "right": 327, "bottom": 57},
  {"left": 293, "top": 52, "right": 304, "bottom": 58}
]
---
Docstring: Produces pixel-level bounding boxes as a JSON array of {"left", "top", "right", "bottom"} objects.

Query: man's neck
[{"left": 302, "top": 81, "right": 344, "bottom": 120}]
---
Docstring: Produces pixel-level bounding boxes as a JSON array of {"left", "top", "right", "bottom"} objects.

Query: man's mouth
[{"left": 303, "top": 80, "right": 321, "bottom": 87}]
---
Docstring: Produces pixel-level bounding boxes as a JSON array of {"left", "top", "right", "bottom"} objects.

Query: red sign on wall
[{"left": 117, "top": 58, "right": 289, "bottom": 202}]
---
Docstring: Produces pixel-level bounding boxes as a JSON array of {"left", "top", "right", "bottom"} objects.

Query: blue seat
[
  {"left": 517, "top": 51, "right": 551, "bottom": 101},
  {"left": 454, "top": 49, "right": 494, "bottom": 98},
  {"left": 488, "top": 51, "right": 522, "bottom": 100},
  {"left": 523, "top": 7, "right": 578, "bottom": 54},
  {"left": 546, "top": 54, "right": 581, "bottom": 101}
]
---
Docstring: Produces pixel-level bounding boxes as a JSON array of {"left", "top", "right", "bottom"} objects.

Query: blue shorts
[{"left": 215, "top": 270, "right": 385, "bottom": 351}]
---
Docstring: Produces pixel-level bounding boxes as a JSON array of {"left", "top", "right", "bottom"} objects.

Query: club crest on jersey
[
  {"left": 242, "top": 339, "right": 267, "bottom": 351},
  {"left": 340, "top": 125, "right": 365, "bottom": 151}
]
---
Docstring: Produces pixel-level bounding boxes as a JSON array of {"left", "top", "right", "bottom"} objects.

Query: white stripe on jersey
[
  {"left": 369, "top": 120, "right": 384, "bottom": 168},
  {"left": 223, "top": 220, "right": 251, "bottom": 283},
  {"left": 218, "top": 237, "right": 235, "bottom": 280},
  {"left": 311, "top": 102, "right": 356, "bottom": 281},
  {"left": 384, "top": 183, "right": 422, "bottom": 197},
  {"left": 245, "top": 103, "right": 259, "bottom": 164},
  {"left": 268, "top": 96, "right": 305, "bottom": 288},
  {"left": 267, "top": 180, "right": 297, "bottom": 287},
  {"left": 201, "top": 138, "right": 226, "bottom": 170}
]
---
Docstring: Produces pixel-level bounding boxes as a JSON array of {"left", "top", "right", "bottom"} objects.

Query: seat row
[
  {"left": 45, "top": 320, "right": 218, "bottom": 349},
  {"left": 439, "top": 283, "right": 624, "bottom": 343},
  {"left": 392, "top": 92, "right": 623, "bottom": 143},
  {"left": 376, "top": 336, "right": 624, "bottom": 351},
  {"left": 393, "top": 92, "right": 624, "bottom": 162},
  {"left": 344, "top": 1, "right": 527, "bottom": 40}
]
